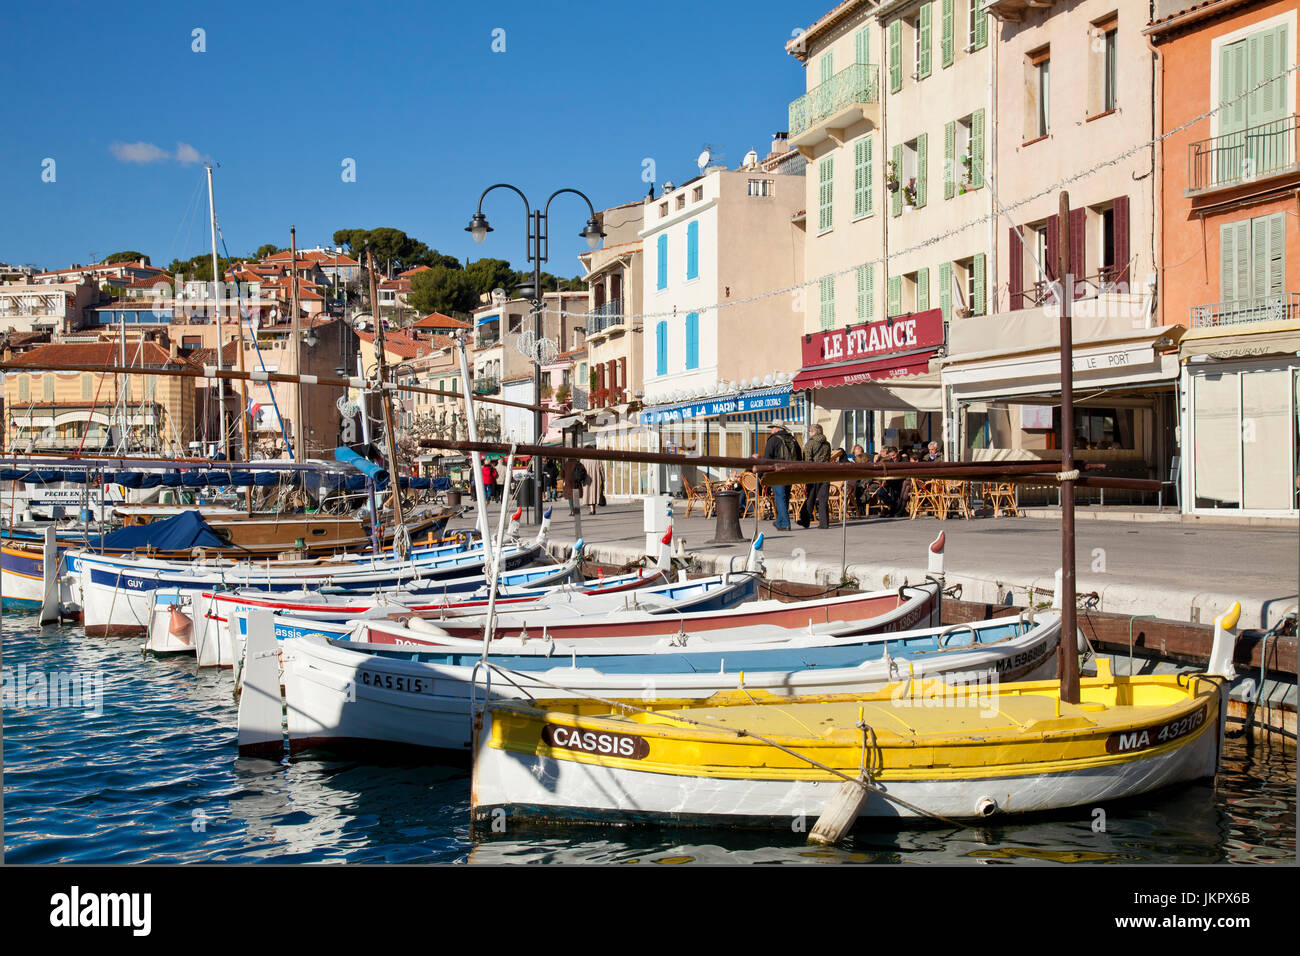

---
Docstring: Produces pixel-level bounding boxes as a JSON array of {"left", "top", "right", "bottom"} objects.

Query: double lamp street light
[{"left": 467, "top": 184, "right": 604, "bottom": 525}]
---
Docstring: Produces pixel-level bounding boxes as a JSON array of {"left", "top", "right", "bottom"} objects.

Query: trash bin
[
  {"left": 447, "top": 491, "right": 462, "bottom": 507},
  {"left": 517, "top": 476, "right": 535, "bottom": 510}
]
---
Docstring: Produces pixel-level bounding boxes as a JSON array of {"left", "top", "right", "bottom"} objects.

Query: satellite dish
[
  {"left": 491, "top": 288, "right": 506, "bottom": 303},
  {"left": 743, "top": 149, "right": 759, "bottom": 168},
  {"left": 697, "top": 149, "right": 711, "bottom": 170},
  {"left": 353, "top": 317, "right": 369, "bottom": 332}
]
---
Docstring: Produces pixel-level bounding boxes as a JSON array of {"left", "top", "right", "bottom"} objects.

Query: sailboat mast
[{"left": 206, "top": 164, "right": 228, "bottom": 459}]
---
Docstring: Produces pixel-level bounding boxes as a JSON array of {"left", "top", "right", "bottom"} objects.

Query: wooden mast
[
  {"left": 368, "top": 251, "right": 406, "bottom": 535},
  {"left": 290, "top": 227, "right": 304, "bottom": 462},
  {"left": 1057, "top": 190, "right": 1080, "bottom": 705}
]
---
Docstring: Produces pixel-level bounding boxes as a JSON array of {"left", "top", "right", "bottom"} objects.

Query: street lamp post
[{"left": 467, "top": 184, "right": 604, "bottom": 525}]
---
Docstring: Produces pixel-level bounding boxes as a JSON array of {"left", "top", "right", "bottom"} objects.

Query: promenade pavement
[{"left": 451, "top": 499, "right": 1299, "bottom": 628}]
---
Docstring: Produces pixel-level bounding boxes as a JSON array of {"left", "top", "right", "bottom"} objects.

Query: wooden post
[
  {"left": 369, "top": 251, "right": 407, "bottom": 536},
  {"left": 1058, "top": 191, "right": 1080, "bottom": 705}
]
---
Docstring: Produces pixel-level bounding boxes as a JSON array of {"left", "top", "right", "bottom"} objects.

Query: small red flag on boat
[
  {"left": 512, "top": 507, "right": 522, "bottom": 521},
  {"left": 929, "top": 530, "right": 945, "bottom": 554},
  {"left": 661, "top": 525, "right": 673, "bottom": 545}
]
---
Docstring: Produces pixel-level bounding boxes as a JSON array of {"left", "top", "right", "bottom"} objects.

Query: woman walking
[{"left": 581, "top": 455, "right": 605, "bottom": 516}]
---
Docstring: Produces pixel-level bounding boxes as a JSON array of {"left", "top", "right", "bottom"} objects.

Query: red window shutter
[
  {"left": 1009, "top": 227, "right": 1024, "bottom": 310},
  {"left": 1069, "top": 207, "right": 1086, "bottom": 298},
  {"left": 597, "top": 364, "right": 606, "bottom": 391},
  {"left": 1112, "top": 195, "right": 1130, "bottom": 287},
  {"left": 619, "top": 357, "right": 627, "bottom": 394},
  {"left": 1045, "top": 215, "right": 1059, "bottom": 281}
]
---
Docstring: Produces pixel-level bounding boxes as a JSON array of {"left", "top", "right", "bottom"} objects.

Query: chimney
[{"left": 770, "top": 132, "right": 789, "bottom": 157}]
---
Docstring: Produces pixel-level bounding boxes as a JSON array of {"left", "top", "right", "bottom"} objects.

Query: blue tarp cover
[{"left": 94, "top": 509, "right": 229, "bottom": 551}]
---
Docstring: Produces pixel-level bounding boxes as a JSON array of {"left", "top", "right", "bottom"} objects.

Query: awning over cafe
[
  {"left": 792, "top": 349, "right": 934, "bottom": 390},
  {"left": 638, "top": 384, "right": 792, "bottom": 425},
  {"left": 811, "top": 371, "right": 943, "bottom": 412},
  {"left": 1178, "top": 318, "right": 1300, "bottom": 361}
]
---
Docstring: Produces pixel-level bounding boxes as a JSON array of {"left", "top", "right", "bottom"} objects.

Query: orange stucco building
[{"left": 1148, "top": 0, "right": 1298, "bottom": 515}]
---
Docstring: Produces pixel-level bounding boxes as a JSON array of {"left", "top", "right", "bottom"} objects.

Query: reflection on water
[{"left": 2, "top": 613, "right": 1294, "bottom": 865}]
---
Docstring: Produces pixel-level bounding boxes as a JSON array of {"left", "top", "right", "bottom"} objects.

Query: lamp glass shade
[
  {"left": 466, "top": 214, "right": 492, "bottom": 244},
  {"left": 581, "top": 219, "right": 605, "bottom": 250}
]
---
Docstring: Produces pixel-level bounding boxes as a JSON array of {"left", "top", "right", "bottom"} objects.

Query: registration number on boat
[
  {"left": 357, "top": 670, "right": 432, "bottom": 695},
  {"left": 542, "top": 724, "right": 649, "bottom": 760},
  {"left": 1104, "top": 703, "right": 1209, "bottom": 755}
]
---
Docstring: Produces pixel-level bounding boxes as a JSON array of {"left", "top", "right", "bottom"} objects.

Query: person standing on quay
[
  {"left": 581, "top": 454, "right": 605, "bottom": 516},
  {"left": 798, "top": 423, "right": 831, "bottom": 528},
  {"left": 763, "top": 421, "right": 802, "bottom": 531}
]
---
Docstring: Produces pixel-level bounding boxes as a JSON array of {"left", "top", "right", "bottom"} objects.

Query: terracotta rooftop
[
  {"left": 413, "top": 312, "right": 470, "bottom": 330},
  {"left": 7, "top": 340, "right": 185, "bottom": 368}
]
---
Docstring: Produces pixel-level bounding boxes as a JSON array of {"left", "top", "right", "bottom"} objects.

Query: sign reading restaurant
[{"left": 800, "top": 309, "right": 946, "bottom": 370}]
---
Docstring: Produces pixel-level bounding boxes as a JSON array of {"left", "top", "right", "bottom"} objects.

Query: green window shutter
[
  {"left": 855, "top": 25, "right": 870, "bottom": 65},
  {"left": 818, "top": 157, "right": 834, "bottom": 232},
  {"left": 918, "top": 3, "right": 933, "bottom": 79},
  {"left": 890, "top": 20, "right": 902, "bottom": 92},
  {"left": 917, "top": 267, "right": 930, "bottom": 312},
  {"left": 820, "top": 51, "right": 834, "bottom": 85},
  {"left": 972, "top": 253, "right": 986, "bottom": 314},
  {"left": 857, "top": 265, "right": 874, "bottom": 321},
  {"left": 820, "top": 276, "right": 835, "bottom": 330},
  {"left": 864, "top": 135, "right": 874, "bottom": 217},
  {"left": 944, "top": 121, "right": 956, "bottom": 199},
  {"left": 941, "top": 0, "right": 954, "bottom": 67},
  {"left": 1265, "top": 212, "right": 1285, "bottom": 297},
  {"left": 1232, "top": 219, "right": 1251, "bottom": 302},
  {"left": 891, "top": 144, "right": 903, "bottom": 217},
  {"left": 1251, "top": 216, "right": 1270, "bottom": 301},
  {"left": 973, "top": 2, "right": 987, "bottom": 50},
  {"left": 887, "top": 275, "right": 902, "bottom": 317},
  {"left": 916, "top": 133, "right": 928, "bottom": 207},
  {"left": 854, "top": 137, "right": 873, "bottom": 218},
  {"left": 939, "top": 262, "right": 952, "bottom": 322},
  {"left": 971, "top": 108, "right": 985, "bottom": 189},
  {"left": 1219, "top": 40, "right": 1248, "bottom": 138}
]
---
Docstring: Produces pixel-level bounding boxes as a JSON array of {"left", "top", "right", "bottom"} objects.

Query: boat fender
[
  {"left": 1207, "top": 601, "right": 1241, "bottom": 680},
  {"left": 808, "top": 780, "right": 869, "bottom": 846},
  {"left": 974, "top": 796, "right": 998, "bottom": 817},
  {"left": 407, "top": 618, "right": 451, "bottom": 638},
  {"left": 168, "top": 604, "right": 194, "bottom": 643}
]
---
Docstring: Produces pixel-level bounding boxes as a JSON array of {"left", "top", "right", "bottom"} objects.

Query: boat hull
[{"left": 469, "top": 671, "right": 1224, "bottom": 829}]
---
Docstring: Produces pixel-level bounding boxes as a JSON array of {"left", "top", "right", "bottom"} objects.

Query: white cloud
[
  {"left": 111, "top": 141, "right": 171, "bottom": 163},
  {"left": 110, "top": 141, "right": 210, "bottom": 165},
  {"left": 174, "top": 143, "right": 208, "bottom": 165}
]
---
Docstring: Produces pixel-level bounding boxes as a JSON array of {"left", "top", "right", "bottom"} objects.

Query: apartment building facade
[
  {"left": 636, "top": 163, "right": 806, "bottom": 495},
  {"left": 1148, "top": 0, "right": 1298, "bottom": 515}
]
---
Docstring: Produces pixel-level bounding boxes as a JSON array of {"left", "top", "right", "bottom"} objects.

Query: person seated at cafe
[{"left": 925, "top": 441, "right": 942, "bottom": 462}]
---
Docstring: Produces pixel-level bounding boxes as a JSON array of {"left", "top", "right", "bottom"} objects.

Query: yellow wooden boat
[{"left": 470, "top": 605, "right": 1239, "bottom": 832}]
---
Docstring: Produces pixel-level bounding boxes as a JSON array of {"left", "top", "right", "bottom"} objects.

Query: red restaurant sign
[{"left": 799, "top": 308, "right": 945, "bottom": 369}]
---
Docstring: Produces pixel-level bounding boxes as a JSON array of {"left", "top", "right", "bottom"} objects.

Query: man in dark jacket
[
  {"left": 798, "top": 423, "right": 831, "bottom": 528},
  {"left": 762, "top": 421, "right": 802, "bottom": 530}
]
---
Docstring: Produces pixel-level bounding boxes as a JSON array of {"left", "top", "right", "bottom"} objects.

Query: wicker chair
[
  {"left": 682, "top": 476, "right": 708, "bottom": 518},
  {"left": 907, "top": 479, "right": 945, "bottom": 519},
  {"left": 739, "top": 471, "right": 772, "bottom": 519},
  {"left": 937, "top": 480, "right": 973, "bottom": 519},
  {"left": 985, "top": 481, "right": 1019, "bottom": 517}
]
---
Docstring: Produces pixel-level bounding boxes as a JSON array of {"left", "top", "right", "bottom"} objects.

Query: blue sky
[{"left": 0, "top": 0, "right": 829, "bottom": 275}]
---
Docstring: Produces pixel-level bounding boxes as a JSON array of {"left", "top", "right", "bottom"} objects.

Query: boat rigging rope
[{"left": 476, "top": 661, "right": 964, "bottom": 828}]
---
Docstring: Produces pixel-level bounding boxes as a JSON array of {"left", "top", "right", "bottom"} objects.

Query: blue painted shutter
[
  {"left": 685, "top": 312, "right": 699, "bottom": 369},
  {"left": 686, "top": 221, "right": 699, "bottom": 280},
  {"left": 655, "top": 321, "right": 667, "bottom": 375},
  {"left": 657, "top": 234, "right": 668, "bottom": 290}
]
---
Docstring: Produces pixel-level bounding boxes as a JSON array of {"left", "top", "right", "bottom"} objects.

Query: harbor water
[{"left": 3, "top": 610, "right": 1294, "bottom": 865}]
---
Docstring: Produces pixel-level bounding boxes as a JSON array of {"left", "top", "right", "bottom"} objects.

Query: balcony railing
[
  {"left": 1012, "top": 267, "right": 1126, "bottom": 310},
  {"left": 788, "top": 62, "right": 880, "bottom": 140},
  {"left": 472, "top": 377, "right": 500, "bottom": 395},
  {"left": 586, "top": 299, "right": 625, "bottom": 336},
  {"left": 1190, "top": 292, "right": 1300, "bottom": 329},
  {"left": 1188, "top": 114, "right": 1299, "bottom": 194}
]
